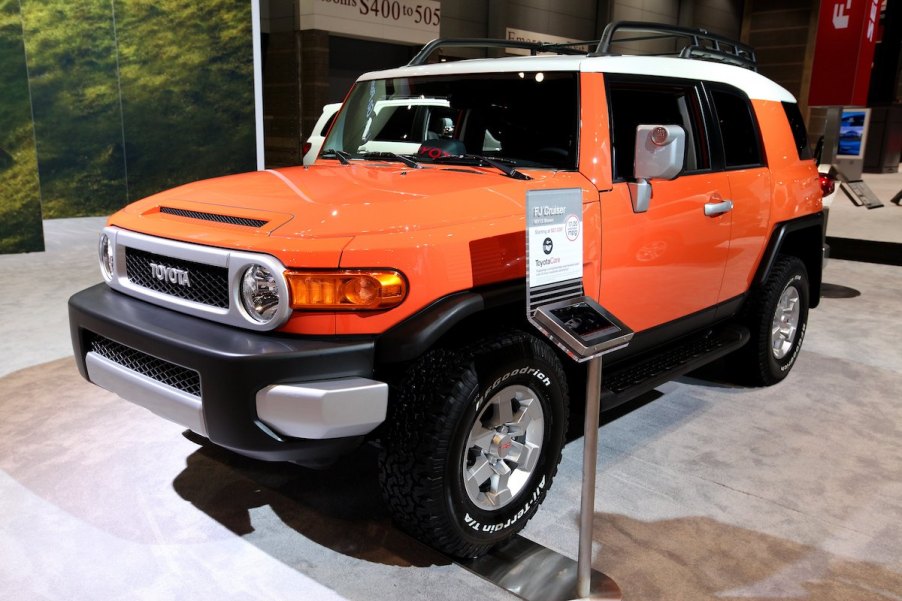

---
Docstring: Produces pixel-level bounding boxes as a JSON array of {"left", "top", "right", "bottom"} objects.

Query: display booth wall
[{"left": 0, "top": 0, "right": 257, "bottom": 255}]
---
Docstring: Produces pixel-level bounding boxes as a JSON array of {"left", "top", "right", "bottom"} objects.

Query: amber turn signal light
[{"left": 286, "top": 270, "right": 407, "bottom": 310}]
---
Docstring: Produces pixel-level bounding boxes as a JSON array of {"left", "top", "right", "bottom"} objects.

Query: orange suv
[{"left": 69, "top": 23, "right": 824, "bottom": 558}]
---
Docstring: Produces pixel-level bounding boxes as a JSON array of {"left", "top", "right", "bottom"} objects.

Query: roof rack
[
  {"left": 406, "top": 22, "right": 757, "bottom": 71},
  {"left": 592, "top": 21, "right": 757, "bottom": 71},
  {"left": 407, "top": 38, "right": 595, "bottom": 66}
]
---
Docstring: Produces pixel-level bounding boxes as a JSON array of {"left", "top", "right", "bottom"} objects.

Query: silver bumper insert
[
  {"left": 86, "top": 352, "right": 207, "bottom": 436},
  {"left": 256, "top": 379, "right": 388, "bottom": 439}
]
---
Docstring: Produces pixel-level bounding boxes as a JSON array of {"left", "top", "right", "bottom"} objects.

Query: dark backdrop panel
[
  {"left": 329, "top": 36, "right": 416, "bottom": 103},
  {"left": 115, "top": 0, "right": 256, "bottom": 201},
  {"left": 0, "top": 0, "right": 44, "bottom": 253}
]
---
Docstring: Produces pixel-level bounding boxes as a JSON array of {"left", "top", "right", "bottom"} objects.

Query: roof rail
[
  {"left": 407, "top": 38, "right": 594, "bottom": 66},
  {"left": 592, "top": 21, "right": 757, "bottom": 71}
]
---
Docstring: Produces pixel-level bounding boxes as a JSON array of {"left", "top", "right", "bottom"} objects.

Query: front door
[{"left": 598, "top": 76, "right": 732, "bottom": 333}]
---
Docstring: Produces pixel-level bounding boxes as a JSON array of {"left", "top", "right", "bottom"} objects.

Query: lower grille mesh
[{"left": 89, "top": 334, "right": 201, "bottom": 397}]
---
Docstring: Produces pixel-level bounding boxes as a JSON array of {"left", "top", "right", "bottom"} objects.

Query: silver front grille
[
  {"left": 103, "top": 226, "right": 294, "bottom": 331},
  {"left": 125, "top": 247, "right": 229, "bottom": 308}
]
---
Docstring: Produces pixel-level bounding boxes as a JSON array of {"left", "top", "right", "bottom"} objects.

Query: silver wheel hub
[
  {"left": 462, "top": 384, "right": 544, "bottom": 511},
  {"left": 771, "top": 285, "right": 800, "bottom": 360}
]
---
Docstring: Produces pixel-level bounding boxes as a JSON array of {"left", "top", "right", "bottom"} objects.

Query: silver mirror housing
[{"left": 629, "top": 125, "right": 687, "bottom": 213}]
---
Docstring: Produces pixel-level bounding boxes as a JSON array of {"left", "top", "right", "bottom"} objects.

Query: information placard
[{"left": 526, "top": 189, "right": 583, "bottom": 288}]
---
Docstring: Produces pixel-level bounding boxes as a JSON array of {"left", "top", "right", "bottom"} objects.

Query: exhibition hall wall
[{"left": 0, "top": 0, "right": 257, "bottom": 255}]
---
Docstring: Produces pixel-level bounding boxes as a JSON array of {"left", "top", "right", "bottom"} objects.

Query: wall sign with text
[{"left": 300, "top": 0, "right": 440, "bottom": 45}]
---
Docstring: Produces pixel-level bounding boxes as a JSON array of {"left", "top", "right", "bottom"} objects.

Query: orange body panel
[
  {"left": 598, "top": 174, "right": 732, "bottom": 332},
  {"left": 577, "top": 73, "right": 613, "bottom": 191}
]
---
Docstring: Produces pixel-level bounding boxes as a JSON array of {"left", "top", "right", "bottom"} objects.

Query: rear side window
[
  {"left": 782, "top": 101, "right": 813, "bottom": 160},
  {"left": 710, "top": 87, "right": 763, "bottom": 168},
  {"left": 607, "top": 77, "right": 710, "bottom": 180}
]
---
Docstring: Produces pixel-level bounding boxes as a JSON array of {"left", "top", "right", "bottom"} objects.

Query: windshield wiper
[
  {"left": 360, "top": 151, "right": 422, "bottom": 169},
  {"left": 431, "top": 154, "right": 531, "bottom": 180},
  {"left": 320, "top": 149, "right": 352, "bottom": 165}
]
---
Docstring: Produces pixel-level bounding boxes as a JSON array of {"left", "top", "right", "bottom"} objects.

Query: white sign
[
  {"left": 300, "top": 0, "right": 440, "bottom": 45},
  {"left": 505, "top": 28, "right": 589, "bottom": 56},
  {"left": 527, "top": 189, "right": 583, "bottom": 288}
]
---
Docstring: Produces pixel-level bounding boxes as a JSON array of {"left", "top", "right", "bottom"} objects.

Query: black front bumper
[{"left": 69, "top": 284, "right": 377, "bottom": 465}]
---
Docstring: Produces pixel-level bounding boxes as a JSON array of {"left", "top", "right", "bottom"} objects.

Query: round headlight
[
  {"left": 98, "top": 233, "right": 114, "bottom": 281},
  {"left": 240, "top": 264, "right": 281, "bottom": 323}
]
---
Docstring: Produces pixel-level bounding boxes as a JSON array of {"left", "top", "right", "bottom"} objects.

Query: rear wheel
[
  {"left": 740, "top": 256, "right": 810, "bottom": 385},
  {"left": 378, "top": 331, "right": 568, "bottom": 558}
]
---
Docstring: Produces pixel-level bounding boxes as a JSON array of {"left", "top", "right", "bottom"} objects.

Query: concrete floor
[{"left": 1, "top": 174, "right": 901, "bottom": 600}]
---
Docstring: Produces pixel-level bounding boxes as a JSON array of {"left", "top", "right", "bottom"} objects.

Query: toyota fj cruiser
[{"left": 69, "top": 22, "right": 825, "bottom": 558}]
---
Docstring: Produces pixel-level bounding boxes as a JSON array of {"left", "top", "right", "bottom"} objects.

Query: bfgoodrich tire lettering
[
  {"left": 377, "top": 331, "right": 568, "bottom": 558},
  {"left": 741, "top": 256, "right": 810, "bottom": 385}
]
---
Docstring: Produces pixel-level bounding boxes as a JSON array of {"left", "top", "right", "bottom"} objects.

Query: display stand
[
  {"left": 532, "top": 297, "right": 632, "bottom": 600},
  {"left": 524, "top": 190, "right": 633, "bottom": 599},
  {"left": 460, "top": 189, "right": 633, "bottom": 600}
]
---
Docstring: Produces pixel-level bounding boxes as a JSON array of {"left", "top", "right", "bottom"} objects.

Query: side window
[
  {"left": 781, "top": 101, "right": 813, "bottom": 160},
  {"left": 607, "top": 78, "right": 709, "bottom": 181},
  {"left": 710, "top": 87, "right": 764, "bottom": 168}
]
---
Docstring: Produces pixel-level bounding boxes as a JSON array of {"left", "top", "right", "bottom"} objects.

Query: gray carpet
[{"left": 1, "top": 231, "right": 900, "bottom": 599}]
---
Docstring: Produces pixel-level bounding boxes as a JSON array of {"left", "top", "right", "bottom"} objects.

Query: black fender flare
[
  {"left": 375, "top": 282, "right": 524, "bottom": 364},
  {"left": 754, "top": 212, "right": 824, "bottom": 308}
]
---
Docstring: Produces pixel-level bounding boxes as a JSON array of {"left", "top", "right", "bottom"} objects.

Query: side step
[{"left": 601, "top": 323, "right": 750, "bottom": 410}]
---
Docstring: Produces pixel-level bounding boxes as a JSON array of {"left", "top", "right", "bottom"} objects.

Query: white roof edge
[{"left": 357, "top": 54, "right": 796, "bottom": 104}]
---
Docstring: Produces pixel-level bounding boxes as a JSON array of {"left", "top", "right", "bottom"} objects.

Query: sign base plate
[{"left": 459, "top": 535, "right": 621, "bottom": 601}]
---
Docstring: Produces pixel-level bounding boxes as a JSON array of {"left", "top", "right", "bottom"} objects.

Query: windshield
[{"left": 322, "top": 71, "right": 579, "bottom": 170}]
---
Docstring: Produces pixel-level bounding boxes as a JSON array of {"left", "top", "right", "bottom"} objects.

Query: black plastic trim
[
  {"left": 755, "top": 212, "right": 825, "bottom": 307},
  {"left": 69, "top": 284, "right": 375, "bottom": 465},
  {"left": 375, "top": 281, "right": 528, "bottom": 364}
]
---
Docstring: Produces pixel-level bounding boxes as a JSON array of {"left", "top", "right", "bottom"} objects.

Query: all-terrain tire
[
  {"left": 377, "top": 331, "right": 568, "bottom": 558},
  {"left": 739, "top": 256, "right": 810, "bottom": 385}
]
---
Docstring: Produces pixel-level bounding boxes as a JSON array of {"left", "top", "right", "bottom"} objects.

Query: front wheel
[
  {"left": 378, "top": 331, "right": 568, "bottom": 558},
  {"left": 740, "top": 256, "right": 810, "bottom": 385}
]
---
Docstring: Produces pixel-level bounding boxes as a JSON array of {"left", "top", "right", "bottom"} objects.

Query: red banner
[{"left": 809, "top": 0, "right": 881, "bottom": 106}]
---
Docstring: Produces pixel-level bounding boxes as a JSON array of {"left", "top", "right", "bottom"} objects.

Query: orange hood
[{"left": 110, "top": 163, "right": 553, "bottom": 266}]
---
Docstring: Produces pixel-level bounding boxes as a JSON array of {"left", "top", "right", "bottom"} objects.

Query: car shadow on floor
[{"left": 171, "top": 434, "right": 450, "bottom": 568}]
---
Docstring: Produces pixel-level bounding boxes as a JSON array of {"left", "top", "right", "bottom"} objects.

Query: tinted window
[
  {"left": 782, "top": 101, "right": 813, "bottom": 160},
  {"left": 711, "top": 88, "right": 763, "bottom": 168},
  {"left": 607, "top": 79, "right": 709, "bottom": 180}
]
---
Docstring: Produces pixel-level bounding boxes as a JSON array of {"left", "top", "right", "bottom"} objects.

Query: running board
[{"left": 601, "top": 323, "right": 750, "bottom": 409}]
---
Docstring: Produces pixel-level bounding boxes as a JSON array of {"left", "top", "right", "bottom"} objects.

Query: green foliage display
[
  {"left": 13, "top": 0, "right": 255, "bottom": 221},
  {"left": 0, "top": 0, "right": 44, "bottom": 253},
  {"left": 115, "top": 0, "right": 255, "bottom": 201},
  {"left": 20, "top": 0, "right": 128, "bottom": 218}
]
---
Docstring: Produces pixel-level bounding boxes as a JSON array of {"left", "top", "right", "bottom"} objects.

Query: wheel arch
[
  {"left": 375, "top": 281, "right": 531, "bottom": 366},
  {"left": 754, "top": 212, "right": 824, "bottom": 308}
]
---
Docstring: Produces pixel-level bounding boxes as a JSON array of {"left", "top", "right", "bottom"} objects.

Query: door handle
[{"left": 704, "top": 199, "right": 733, "bottom": 216}]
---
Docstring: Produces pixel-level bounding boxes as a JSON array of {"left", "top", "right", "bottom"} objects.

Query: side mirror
[{"left": 629, "top": 125, "right": 686, "bottom": 213}]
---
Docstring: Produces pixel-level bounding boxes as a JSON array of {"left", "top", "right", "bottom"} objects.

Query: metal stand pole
[
  {"left": 577, "top": 356, "right": 603, "bottom": 597},
  {"left": 567, "top": 355, "right": 621, "bottom": 600}
]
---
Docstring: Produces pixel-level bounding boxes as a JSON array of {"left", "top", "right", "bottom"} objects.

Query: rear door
[
  {"left": 599, "top": 76, "right": 732, "bottom": 333},
  {"left": 705, "top": 83, "right": 772, "bottom": 305}
]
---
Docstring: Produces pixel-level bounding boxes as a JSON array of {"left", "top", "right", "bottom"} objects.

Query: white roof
[{"left": 358, "top": 54, "right": 796, "bottom": 103}]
